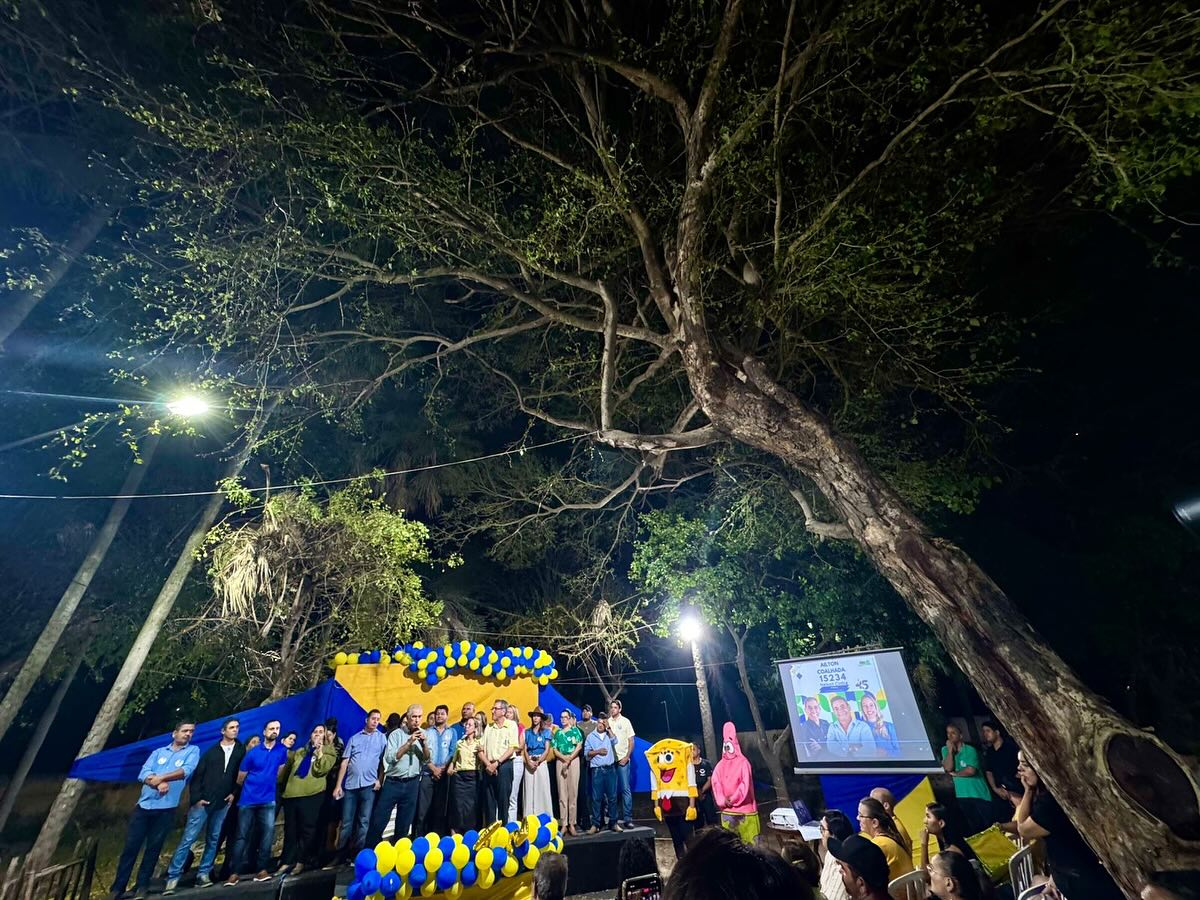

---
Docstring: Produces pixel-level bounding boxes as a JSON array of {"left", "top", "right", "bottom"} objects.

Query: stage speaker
[
  {"left": 562, "top": 827, "right": 657, "bottom": 895},
  {"left": 277, "top": 870, "right": 338, "bottom": 900}
]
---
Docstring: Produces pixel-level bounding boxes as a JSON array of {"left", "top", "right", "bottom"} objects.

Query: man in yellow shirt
[
  {"left": 479, "top": 699, "right": 519, "bottom": 823},
  {"left": 607, "top": 700, "right": 636, "bottom": 829},
  {"left": 869, "top": 787, "right": 913, "bottom": 857}
]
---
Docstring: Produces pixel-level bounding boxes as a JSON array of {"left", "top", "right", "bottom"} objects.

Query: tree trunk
[
  {"left": 690, "top": 638, "right": 719, "bottom": 763},
  {"left": 0, "top": 204, "right": 110, "bottom": 349},
  {"left": 675, "top": 315, "right": 1200, "bottom": 894},
  {"left": 28, "top": 411, "right": 270, "bottom": 867},
  {"left": 730, "top": 627, "right": 791, "bottom": 808},
  {"left": 267, "top": 578, "right": 310, "bottom": 701},
  {"left": 0, "top": 435, "right": 159, "bottom": 745},
  {"left": 0, "top": 655, "right": 83, "bottom": 834}
]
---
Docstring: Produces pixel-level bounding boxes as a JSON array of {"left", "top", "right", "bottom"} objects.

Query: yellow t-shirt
[
  {"left": 452, "top": 736, "right": 480, "bottom": 772},
  {"left": 868, "top": 833, "right": 915, "bottom": 881},
  {"left": 893, "top": 815, "right": 913, "bottom": 855},
  {"left": 481, "top": 720, "right": 518, "bottom": 762},
  {"left": 608, "top": 714, "right": 635, "bottom": 760}
]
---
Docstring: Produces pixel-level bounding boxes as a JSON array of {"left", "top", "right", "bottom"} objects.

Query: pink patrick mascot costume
[{"left": 710, "top": 721, "right": 761, "bottom": 845}]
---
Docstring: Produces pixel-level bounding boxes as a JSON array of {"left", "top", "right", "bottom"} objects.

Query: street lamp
[
  {"left": 678, "top": 605, "right": 718, "bottom": 762},
  {"left": 166, "top": 394, "right": 211, "bottom": 417},
  {"left": 166, "top": 393, "right": 212, "bottom": 418}
]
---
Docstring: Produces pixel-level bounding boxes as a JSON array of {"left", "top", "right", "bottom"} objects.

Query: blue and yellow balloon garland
[
  {"left": 330, "top": 641, "right": 559, "bottom": 687},
  {"left": 344, "top": 815, "right": 564, "bottom": 899}
]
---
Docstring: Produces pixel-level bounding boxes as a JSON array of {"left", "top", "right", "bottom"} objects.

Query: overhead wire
[{"left": 0, "top": 430, "right": 599, "bottom": 501}]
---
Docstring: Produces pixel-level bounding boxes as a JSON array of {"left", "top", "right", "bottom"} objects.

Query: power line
[{"left": 0, "top": 431, "right": 598, "bottom": 501}]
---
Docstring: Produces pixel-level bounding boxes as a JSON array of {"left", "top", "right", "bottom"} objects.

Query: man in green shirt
[
  {"left": 552, "top": 710, "right": 584, "bottom": 835},
  {"left": 940, "top": 723, "right": 992, "bottom": 836}
]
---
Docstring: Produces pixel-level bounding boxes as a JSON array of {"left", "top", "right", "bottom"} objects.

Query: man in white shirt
[{"left": 607, "top": 700, "right": 636, "bottom": 829}]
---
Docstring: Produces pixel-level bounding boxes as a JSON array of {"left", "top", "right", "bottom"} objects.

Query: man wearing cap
[
  {"left": 576, "top": 705, "right": 596, "bottom": 830},
  {"left": 829, "top": 834, "right": 892, "bottom": 900}
]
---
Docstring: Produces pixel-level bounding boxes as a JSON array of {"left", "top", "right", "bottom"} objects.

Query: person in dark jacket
[{"left": 163, "top": 719, "right": 246, "bottom": 893}]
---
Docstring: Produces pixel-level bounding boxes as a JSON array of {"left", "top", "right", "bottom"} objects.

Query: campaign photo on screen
[{"left": 778, "top": 649, "right": 938, "bottom": 774}]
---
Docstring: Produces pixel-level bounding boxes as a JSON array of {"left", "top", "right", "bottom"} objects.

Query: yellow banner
[{"left": 334, "top": 666, "right": 538, "bottom": 723}]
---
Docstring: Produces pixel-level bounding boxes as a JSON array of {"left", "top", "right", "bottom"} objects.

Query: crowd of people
[
  {"left": 108, "top": 698, "right": 643, "bottom": 900},
  {"left": 108, "top": 702, "right": 1131, "bottom": 900}
]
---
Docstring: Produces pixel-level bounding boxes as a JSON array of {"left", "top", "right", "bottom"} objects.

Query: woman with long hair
[
  {"left": 859, "top": 693, "right": 899, "bottom": 757},
  {"left": 857, "top": 796, "right": 914, "bottom": 881},
  {"left": 522, "top": 707, "right": 555, "bottom": 818},
  {"left": 819, "top": 810, "right": 855, "bottom": 900},
  {"left": 277, "top": 724, "right": 337, "bottom": 875},
  {"left": 1015, "top": 752, "right": 1122, "bottom": 900}
]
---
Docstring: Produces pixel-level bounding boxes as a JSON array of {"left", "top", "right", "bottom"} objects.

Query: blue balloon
[
  {"left": 409, "top": 864, "right": 427, "bottom": 888},
  {"left": 438, "top": 836, "right": 455, "bottom": 856},
  {"left": 369, "top": 649, "right": 382, "bottom": 663},
  {"left": 491, "top": 848, "right": 507, "bottom": 871},
  {"left": 380, "top": 872, "right": 402, "bottom": 897},
  {"left": 436, "top": 862, "right": 458, "bottom": 891},
  {"left": 408, "top": 661, "right": 419, "bottom": 672},
  {"left": 355, "top": 849, "right": 378, "bottom": 877},
  {"left": 536, "top": 826, "right": 550, "bottom": 847},
  {"left": 361, "top": 871, "right": 382, "bottom": 895},
  {"left": 347, "top": 883, "right": 364, "bottom": 900},
  {"left": 505, "top": 821, "right": 518, "bottom": 832},
  {"left": 426, "top": 673, "right": 439, "bottom": 686},
  {"left": 412, "top": 837, "right": 430, "bottom": 859},
  {"left": 358, "top": 651, "right": 371, "bottom": 664},
  {"left": 537, "top": 813, "right": 552, "bottom": 826},
  {"left": 514, "top": 840, "right": 529, "bottom": 858},
  {"left": 460, "top": 863, "right": 478, "bottom": 888},
  {"left": 463, "top": 830, "right": 480, "bottom": 850}
]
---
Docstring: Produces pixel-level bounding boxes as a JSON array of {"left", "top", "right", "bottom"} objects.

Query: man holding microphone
[{"left": 366, "top": 704, "right": 428, "bottom": 845}]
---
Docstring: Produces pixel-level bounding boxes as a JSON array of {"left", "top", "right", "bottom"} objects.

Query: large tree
[{"left": 8, "top": 0, "right": 1200, "bottom": 889}]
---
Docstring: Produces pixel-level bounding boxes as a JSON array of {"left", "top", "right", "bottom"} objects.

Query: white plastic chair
[
  {"left": 888, "top": 868, "right": 929, "bottom": 900},
  {"left": 1017, "top": 885, "right": 1048, "bottom": 900},
  {"left": 1009, "top": 843, "right": 1038, "bottom": 897}
]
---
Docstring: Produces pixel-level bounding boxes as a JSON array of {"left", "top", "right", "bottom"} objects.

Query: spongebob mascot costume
[{"left": 644, "top": 738, "right": 698, "bottom": 859}]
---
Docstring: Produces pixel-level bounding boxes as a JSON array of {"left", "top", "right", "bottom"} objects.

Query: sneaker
[
  {"left": 252, "top": 871, "right": 272, "bottom": 883},
  {"left": 224, "top": 875, "right": 239, "bottom": 887},
  {"left": 611, "top": 823, "right": 624, "bottom": 832},
  {"left": 624, "top": 820, "right": 635, "bottom": 829},
  {"left": 585, "top": 826, "right": 598, "bottom": 835},
  {"left": 163, "top": 880, "right": 179, "bottom": 896},
  {"left": 197, "top": 874, "right": 212, "bottom": 888}
]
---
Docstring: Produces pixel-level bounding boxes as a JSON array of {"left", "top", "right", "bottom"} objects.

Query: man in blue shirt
[
  {"left": 825, "top": 696, "right": 877, "bottom": 758},
  {"left": 225, "top": 720, "right": 289, "bottom": 884},
  {"left": 583, "top": 714, "right": 620, "bottom": 834},
  {"left": 417, "top": 704, "right": 457, "bottom": 834},
  {"left": 334, "top": 709, "right": 387, "bottom": 862},
  {"left": 110, "top": 720, "right": 199, "bottom": 900},
  {"left": 366, "top": 704, "right": 427, "bottom": 845},
  {"left": 448, "top": 702, "right": 474, "bottom": 743}
]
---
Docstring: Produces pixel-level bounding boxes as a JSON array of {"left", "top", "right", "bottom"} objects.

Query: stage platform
[{"left": 150, "top": 827, "right": 658, "bottom": 900}]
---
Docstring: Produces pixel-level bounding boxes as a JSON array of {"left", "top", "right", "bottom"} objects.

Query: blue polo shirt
[
  {"left": 238, "top": 741, "right": 289, "bottom": 806},
  {"left": 426, "top": 725, "right": 458, "bottom": 769},
  {"left": 343, "top": 728, "right": 388, "bottom": 790},
  {"left": 585, "top": 730, "right": 615, "bottom": 768},
  {"left": 137, "top": 742, "right": 200, "bottom": 810}
]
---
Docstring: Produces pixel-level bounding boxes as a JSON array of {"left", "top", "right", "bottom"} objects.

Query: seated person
[
  {"left": 856, "top": 796, "right": 914, "bottom": 881},
  {"left": 819, "top": 810, "right": 855, "bottom": 900},
  {"left": 920, "top": 802, "right": 978, "bottom": 866}
]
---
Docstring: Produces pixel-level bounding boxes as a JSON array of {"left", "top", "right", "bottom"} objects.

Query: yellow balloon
[
  {"left": 496, "top": 670, "right": 507, "bottom": 682},
  {"left": 345, "top": 655, "right": 358, "bottom": 665},
  {"left": 396, "top": 837, "right": 412, "bottom": 851},
  {"left": 478, "top": 870, "right": 495, "bottom": 890},
  {"left": 379, "top": 654, "right": 391, "bottom": 666},
  {"left": 473, "top": 645, "right": 484, "bottom": 658},
  {"left": 374, "top": 841, "right": 397, "bottom": 874},
  {"left": 394, "top": 849, "right": 416, "bottom": 876},
  {"left": 398, "top": 884, "right": 412, "bottom": 900},
  {"left": 549, "top": 669, "right": 558, "bottom": 680},
  {"left": 547, "top": 821, "right": 558, "bottom": 839},
  {"left": 474, "top": 848, "right": 494, "bottom": 872},
  {"left": 423, "top": 848, "right": 443, "bottom": 872},
  {"left": 420, "top": 881, "right": 436, "bottom": 898},
  {"left": 523, "top": 647, "right": 533, "bottom": 659},
  {"left": 524, "top": 815, "right": 540, "bottom": 834},
  {"left": 436, "top": 666, "right": 447, "bottom": 679},
  {"left": 372, "top": 892, "right": 385, "bottom": 900},
  {"left": 488, "top": 830, "right": 508, "bottom": 849},
  {"left": 425, "top": 832, "right": 439, "bottom": 845},
  {"left": 459, "top": 640, "right": 470, "bottom": 653},
  {"left": 413, "top": 641, "right": 424, "bottom": 649},
  {"left": 443, "top": 643, "right": 455, "bottom": 656},
  {"left": 481, "top": 665, "right": 493, "bottom": 677},
  {"left": 501, "top": 857, "right": 518, "bottom": 878},
  {"left": 445, "top": 656, "right": 457, "bottom": 670},
  {"left": 457, "top": 655, "right": 468, "bottom": 666},
  {"left": 488, "top": 651, "right": 498, "bottom": 664},
  {"left": 469, "top": 659, "right": 480, "bottom": 671},
  {"left": 334, "top": 652, "right": 348, "bottom": 666},
  {"left": 523, "top": 846, "right": 540, "bottom": 870},
  {"left": 450, "top": 843, "right": 470, "bottom": 870},
  {"left": 447, "top": 884, "right": 462, "bottom": 899}
]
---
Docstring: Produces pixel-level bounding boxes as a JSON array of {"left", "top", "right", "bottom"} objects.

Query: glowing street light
[
  {"left": 678, "top": 611, "right": 704, "bottom": 644},
  {"left": 166, "top": 395, "right": 211, "bottom": 418}
]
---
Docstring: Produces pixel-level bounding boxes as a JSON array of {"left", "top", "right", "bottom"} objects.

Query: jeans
[
  {"left": 366, "top": 776, "right": 419, "bottom": 846},
  {"left": 339, "top": 786, "right": 377, "bottom": 857},
  {"left": 481, "top": 760, "right": 513, "bottom": 824},
  {"left": 167, "top": 801, "right": 230, "bottom": 880},
  {"left": 590, "top": 766, "right": 617, "bottom": 829},
  {"left": 615, "top": 761, "right": 633, "bottom": 824},
  {"left": 112, "top": 805, "right": 176, "bottom": 894},
  {"left": 230, "top": 802, "right": 275, "bottom": 874}
]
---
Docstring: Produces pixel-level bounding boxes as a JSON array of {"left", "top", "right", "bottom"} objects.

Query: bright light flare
[
  {"left": 678, "top": 612, "right": 704, "bottom": 644},
  {"left": 166, "top": 395, "right": 211, "bottom": 417}
]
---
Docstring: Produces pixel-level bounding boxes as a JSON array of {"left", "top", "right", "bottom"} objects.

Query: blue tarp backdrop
[{"left": 70, "top": 680, "right": 654, "bottom": 792}]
